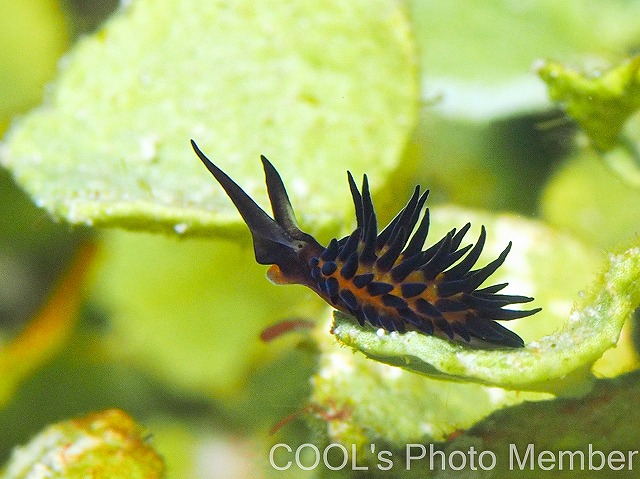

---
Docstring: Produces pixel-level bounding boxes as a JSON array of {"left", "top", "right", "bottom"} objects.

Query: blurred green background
[{"left": 2, "top": 1, "right": 640, "bottom": 477}]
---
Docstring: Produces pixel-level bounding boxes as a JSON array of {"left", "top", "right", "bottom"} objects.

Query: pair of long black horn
[{"left": 190, "top": 140, "right": 304, "bottom": 265}]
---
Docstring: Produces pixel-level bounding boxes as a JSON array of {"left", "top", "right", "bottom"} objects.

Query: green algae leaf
[
  {"left": 332, "top": 208, "right": 640, "bottom": 394},
  {"left": 0, "top": 0, "right": 417, "bottom": 237},
  {"left": 315, "top": 371, "right": 640, "bottom": 476},
  {"left": 313, "top": 317, "right": 552, "bottom": 445},
  {"left": 449, "top": 371, "right": 640, "bottom": 479},
  {"left": 0, "top": 409, "right": 164, "bottom": 479},
  {"left": 538, "top": 56, "right": 640, "bottom": 151}
]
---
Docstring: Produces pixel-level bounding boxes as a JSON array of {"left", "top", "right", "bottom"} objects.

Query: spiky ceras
[{"left": 191, "top": 140, "right": 540, "bottom": 348}]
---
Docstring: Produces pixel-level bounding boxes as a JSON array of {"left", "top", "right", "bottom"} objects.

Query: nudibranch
[{"left": 191, "top": 140, "right": 540, "bottom": 348}]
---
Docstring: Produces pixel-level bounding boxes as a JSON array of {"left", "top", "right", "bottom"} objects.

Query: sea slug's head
[{"left": 191, "top": 140, "right": 323, "bottom": 288}]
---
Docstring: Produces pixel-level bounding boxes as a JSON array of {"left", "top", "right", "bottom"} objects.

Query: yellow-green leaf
[
  {"left": 313, "top": 317, "right": 552, "bottom": 444},
  {"left": 538, "top": 56, "right": 640, "bottom": 151},
  {"left": 1, "top": 0, "right": 417, "bottom": 237},
  {"left": 0, "top": 409, "right": 164, "bottom": 479}
]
